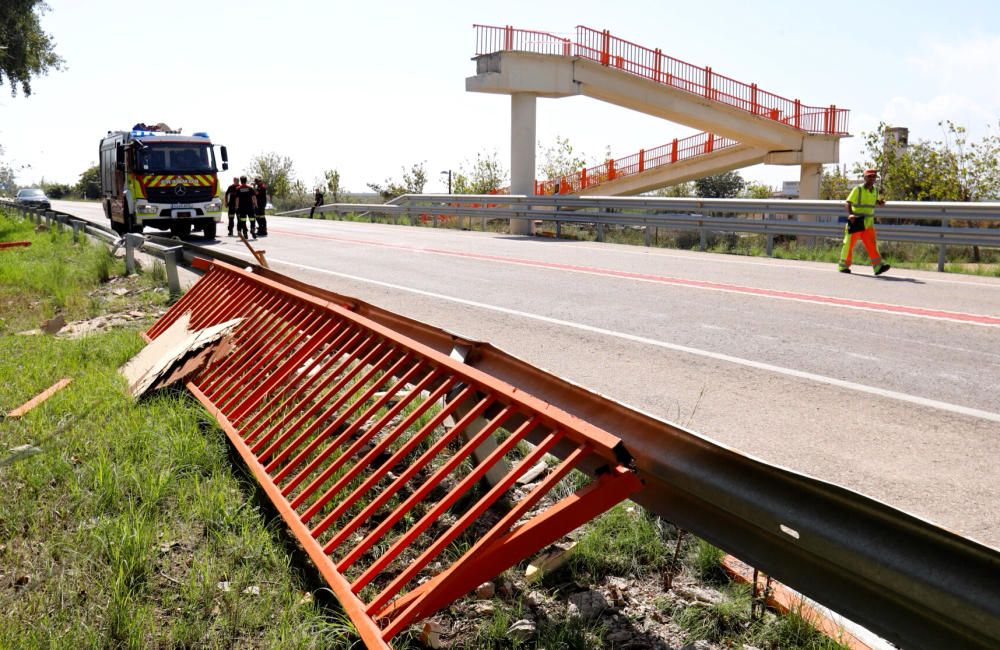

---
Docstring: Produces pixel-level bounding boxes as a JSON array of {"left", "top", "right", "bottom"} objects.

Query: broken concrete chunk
[
  {"left": 41, "top": 314, "right": 65, "bottom": 335},
  {"left": 120, "top": 312, "right": 243, "bottom": 398}
]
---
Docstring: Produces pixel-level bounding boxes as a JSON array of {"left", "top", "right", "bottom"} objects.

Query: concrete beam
[{"left": 466, "top": 53, "right": 579, "bottom": 98}]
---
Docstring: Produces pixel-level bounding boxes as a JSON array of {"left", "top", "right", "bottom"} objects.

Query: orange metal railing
[
  {"left": 146, "top": 260, "right": 642, "bottom": 648},
  {"left": 473, "top": 24, "right": 849, "bottom": 136},
  {"left": 535, "top": 131, "right": 739, "bottom": 195}
]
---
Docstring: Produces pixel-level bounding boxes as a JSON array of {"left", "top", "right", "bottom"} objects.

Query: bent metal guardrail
[
  {"left": 473, "top": 25, "right": 849, "bottom": 135},
  {"left": 289, "top": 194, "right": 1000, "bottom": 271},
  {"left": 145, "top": 259, "right": 642, "bottom": 648},
  {"left": 10, "top": 201, "right": 999, "bottom": 648}
]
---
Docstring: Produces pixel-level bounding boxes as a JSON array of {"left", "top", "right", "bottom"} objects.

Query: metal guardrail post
[
  {"left": 43, "top": 210, "right": 53, "bottom": 227},
  {"left": 163, "top": 246, "right": 183, "bottom": 297},
  {"left": 699, "top": 221, "right": 707, "bottom": 251},
  {"left": 71, "top": 220, "right": 83, "bottom": 243},
  {"left": 597, "top": 222, "right": 605, "bottom": 242},
  {"left": 555, "top": 220, "right": 561, "bottom": 238},
  {"left": 482, "top": 215, "right": 487, "bottom": 232},
  {"left": 55, "top": 214, "right": 66, "bottom": 233},
  {"left": 644, "top": 222, "right": 651, "bottom": 246},
  {"left": 124, "top": 233, "right": 143, "bottom": 275},
  {"left": 937, "top": 219, "right": 949, "bottom": 272},
  {"left": 766, "top": 232, "right": 774, "bottom": 256}
]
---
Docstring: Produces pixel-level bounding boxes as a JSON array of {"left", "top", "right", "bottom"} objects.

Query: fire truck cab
[{"left": 99, "top": 127, "right": 228, "bottom": 238}]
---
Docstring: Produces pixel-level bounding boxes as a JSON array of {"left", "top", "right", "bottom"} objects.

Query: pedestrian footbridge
[{"left": 467, "top": 25, "right": 849, "bottom": 223}]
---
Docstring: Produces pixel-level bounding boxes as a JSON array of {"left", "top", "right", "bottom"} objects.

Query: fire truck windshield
[{"left": 137, "top": 143, "right": 216, "bottom": 173}]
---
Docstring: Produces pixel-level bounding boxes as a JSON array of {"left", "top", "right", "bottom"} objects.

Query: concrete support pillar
[
  {"left": 510, "top": 92, "right": 537, "bottom": 236},
  {"left": 798, "top": 162, "right": 822, "bottom": 246}
]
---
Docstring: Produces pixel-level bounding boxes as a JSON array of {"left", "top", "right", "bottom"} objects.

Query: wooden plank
[{"left": 6, "top": 378, "right": 73, "bottom": 418}]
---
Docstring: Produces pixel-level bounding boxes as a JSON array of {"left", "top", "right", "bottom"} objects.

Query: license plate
[{"left": 173, "top": 204, "right": 192, "bottom": 209}]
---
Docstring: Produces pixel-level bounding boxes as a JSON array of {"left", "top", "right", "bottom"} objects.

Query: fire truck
[{"left": 99, "top": 127, "right": 228, "bottom": 238}]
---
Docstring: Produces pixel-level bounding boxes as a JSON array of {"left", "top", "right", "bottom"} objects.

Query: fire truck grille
[{"left": 146, "top": 186, "right": 215, "bottom": 203}]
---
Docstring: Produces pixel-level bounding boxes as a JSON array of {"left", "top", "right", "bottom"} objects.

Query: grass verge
[{"left": 0, "top": 208, "right": 355, "bottom": 648}]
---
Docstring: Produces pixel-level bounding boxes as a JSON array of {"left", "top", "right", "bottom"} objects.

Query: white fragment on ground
[
  {"left": 506, "top": 619, "right": 536, "bottom": 642},
  {"left": 515, "top": 460, "right": 548, "bottom": 485},
  {"left": 419, "top": 621, "right": 445, "bottom": 649},
  {"left": 524, "top": 541, "right": 576, "bottom": 582}
]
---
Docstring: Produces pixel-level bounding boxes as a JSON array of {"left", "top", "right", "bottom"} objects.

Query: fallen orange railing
[{"left": 145, "top": 259, "right": 642, "bottom": 648}]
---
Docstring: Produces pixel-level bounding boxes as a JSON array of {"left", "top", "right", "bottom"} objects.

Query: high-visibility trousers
[{"left": 839, "top": 227, "right": 882, "bottom": 269}]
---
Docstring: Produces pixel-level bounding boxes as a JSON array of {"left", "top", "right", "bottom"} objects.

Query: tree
[
  {"left": 741, "top": 182, "right": 773, "bottom": 199},
  {"left": 1, "top": 1, "right": 65, "bottom": 97},
  {"left": 76, "top": 165, "right": 100, "bottom": 199},
  {"left": 538, "top": 135, "right": 589, "bottom": 180},
  {"left": 453, "top": 151, "right": 507, "bottom": 194},
  {"left": 820, "top": 165, "right": 851, "bottom": 200},
  {"left": 695, "top": 171, "right": 746, "bottom": 198},
  {"left": 858, "top": 121, "right": 1000, "bottom": 260},
  {"left": 0, "top": 162, "right": 16, "bottom": 196},
  {"left": 40, "top": 180, "right": 71, "bottom": 198},
  {"left": 367, "top": 162, "right": 428, "bottom": 201},
  {"left": 322, "top": 169, "right": 344, "bottom": 203},
  {"left": 857, "top": 121, "right": 1000, "bottom": 202},
  {"left": 247, "top": 152, "right": 296, "bottom": 199},
  {"left": 649, "top": 182, "right": 694, "bottom": 197}
]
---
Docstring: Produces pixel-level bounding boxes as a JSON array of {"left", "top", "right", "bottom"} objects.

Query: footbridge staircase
[{"left": 467, "top": 25, "right": 849, "bottom": 213}]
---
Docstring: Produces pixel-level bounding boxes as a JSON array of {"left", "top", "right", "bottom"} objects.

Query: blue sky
[{"left": 3, "top": 0, "right": 998, "bottom": 193}]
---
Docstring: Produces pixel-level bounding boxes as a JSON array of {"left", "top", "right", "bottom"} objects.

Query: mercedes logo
[{"left": 175, "top": 185, "right": 186, "bottom": 196}]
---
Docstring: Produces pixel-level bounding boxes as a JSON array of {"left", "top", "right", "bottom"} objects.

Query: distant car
[{"left": 15, "top": 188, "right": 51, "bottom": 210}]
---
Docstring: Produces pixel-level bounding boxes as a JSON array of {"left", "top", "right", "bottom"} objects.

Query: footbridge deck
[{"left": 468, "top": 25, "right": 849, "bottom": 200}]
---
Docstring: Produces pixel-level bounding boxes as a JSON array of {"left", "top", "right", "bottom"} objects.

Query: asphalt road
[{"left": 55, "top": 200, "right": 1000, "bottom": 548}]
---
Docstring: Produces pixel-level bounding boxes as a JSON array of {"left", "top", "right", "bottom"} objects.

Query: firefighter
[
  {"left": 235, "top": 175, "right": 257, "bottom": 240},
  {"left": 253, "top": 177, "right": 268, "bottom": 236},
  {"left": 839, "top": 169, "right": 890, "bottom": 275},
  {"left": 223, "top": 176, "right": 239, "bottom": 237}
]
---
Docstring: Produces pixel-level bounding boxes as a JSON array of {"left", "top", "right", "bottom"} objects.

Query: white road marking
[
  {"left": 846, "top": 352, "right": 880, "bottom": 362},
  {"left": 248, "top": 252, "right": 1000, "bottom": 425}
]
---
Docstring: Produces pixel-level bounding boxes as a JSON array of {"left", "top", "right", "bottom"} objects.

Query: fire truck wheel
[
  {"left": 124, "top": 203, "right": 143, "bottom": 234},
  {"left": 201, "top": 221, "right": 217, "bottom": 239},
  {"left": 170, "top": 222, "right": 192, "bottom": 238}
]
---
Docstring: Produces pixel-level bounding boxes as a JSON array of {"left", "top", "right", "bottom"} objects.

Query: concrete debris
[
  {"left": 41, "top": 314, "right": 65, "bottom": 335},
  {"left": 120, "top": 312, "right": 242, "bottom": 398},
  {"left": 419, "top": 621, "right": 445, "bottom": 649},
  {"left": 506, "top": 619, "right": 536, "bottom": 642},
  {"left": 516, "top": 460, "right": 549, "bottom": 485},
  {"left": 525, "top": 541, "right": 576, "bottom": 582},
  {"left": 674, "top": 585, "right": 725, "bottom": 606},
  {"left": 568, "top": 589, "right": 610, "bottom": 621}
]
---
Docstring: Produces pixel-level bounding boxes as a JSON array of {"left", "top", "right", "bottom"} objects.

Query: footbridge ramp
[{"left": 468, "top": 25, "right": 848, "bottom": 200}]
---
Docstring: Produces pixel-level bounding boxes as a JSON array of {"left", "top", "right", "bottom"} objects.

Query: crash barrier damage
[{"left": 143, "top": 259, "right": 642, "bottom": 648}]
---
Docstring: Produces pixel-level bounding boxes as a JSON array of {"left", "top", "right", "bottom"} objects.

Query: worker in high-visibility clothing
[{"left": 839, "top": 169, "right": 890, "bottom": 275}]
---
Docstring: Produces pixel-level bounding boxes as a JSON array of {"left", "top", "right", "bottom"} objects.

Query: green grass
[
  {"left": 673, "top": 583, "right": 849, "bottom": 649},
  {"left": 568, "top": 502, "right": 676, "bottom": 580},
  {"left": 0, "top": 207, "right": 359, "bottom": 648}
]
